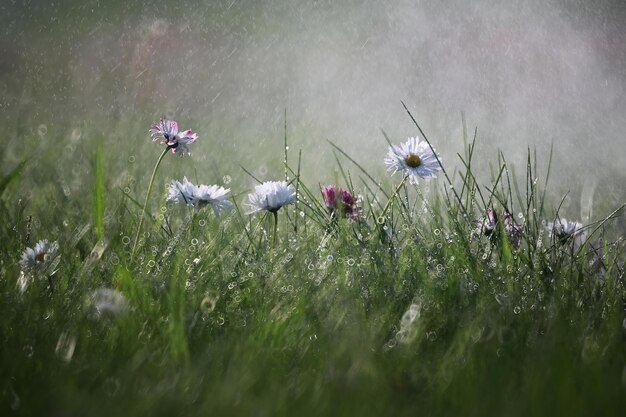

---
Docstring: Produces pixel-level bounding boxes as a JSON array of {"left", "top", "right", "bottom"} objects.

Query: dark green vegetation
[
  {"left": 3, "top": 1, "right": 626, "bottom": 415},
  {"left": 1, "top": 111, "right": 625, "bottom": 416}
]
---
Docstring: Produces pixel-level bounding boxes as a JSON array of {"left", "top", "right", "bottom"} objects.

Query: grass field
[
  {"left": 2, "top": 2, "right": 626, "bottom": 415},
  {"left": 1, "top": 105, "right": 625, "bottom": 416}
]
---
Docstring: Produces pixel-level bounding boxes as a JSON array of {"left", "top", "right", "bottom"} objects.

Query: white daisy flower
[
  {"left": 248, "top": 181, "right": 296, "bottom": 214},
  {"left": 167, "top": 177, "right": 196, "bottom": 206},
  {"left": 149, "top": 118, "right": 198, "bottom": 157},
  {"left": 547, "top": 218, "right": 587, "bottom": 248},
  {"left": 384, "top": 137, "right": 441, "bottom": 182},
  {"left": 20, "top": 239, "right": 59, "bottom": 271},
  {"left": 195, "top": 184, "right": 233, "bottom": 218},
  {"left": 89, "top": 288, "right": 129, "bottom": 320},
  {"left": 167, "top": 177, "right": 233, "bottom": 217}
]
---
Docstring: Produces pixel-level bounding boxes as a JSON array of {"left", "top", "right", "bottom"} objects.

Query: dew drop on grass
[
  {"left": 128, "top": 155, "right": 135, "bottom": 163},
  {"left": 199, "top": 219, "right": 206, "bottom": 227},
  {"left": 299, "top": 211, "right": 305, "bottom": 217},
  {"left": 513, "top": 306, "right": 521, "bottom": 314},
  {"left": 217, "top": 316, "right": 225, "bottom": 326},
  {"left": 326, "top": 254, "right": 333, "bottom": 262},
  {"left": 223, "top": 175, "right": 231, "bottom": 184}
]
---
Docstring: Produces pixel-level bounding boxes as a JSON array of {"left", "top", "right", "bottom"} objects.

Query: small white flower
[
  {"left": 248, "top": 181, "right": 296, "bottom": 214},
  {"left": 195, "top": 184, "right": 233, "bottom": 218},
  {"left": 384, "top": 137, "right": 441, "bottom": 182},
  {"left": 547, "top": 218, "right": 587, "bottom": 248},
  {"left": 167, "top": 177, "right": 233, "bottom": 217},
  {"left": 89, "top": 288, "right": 129, "bottom": 320},
  {"left": 149, "top": 118, "right": 198, "bottom": 157},
  {"left": 167, "top": 177, "right": 196, "bottom": 206},
  {"left": 20, "top": 239, "right": 59, "bottom": 271}
]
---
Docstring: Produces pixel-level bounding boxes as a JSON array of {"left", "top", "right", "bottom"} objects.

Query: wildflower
[
  {"left": 89, "top": 288, "right": 129, "bottom": 320},
  {"left": 477, "top": 208, "right": 498, "bottom": 237},
  {"left": 248, "top": 181, "right": 295, "bottom": 214},
  {"left": 195, "top": 183, "right": 233, "bottom": 218},
  {"left": 547, "top": 218, "right": 587, "bottom": 249},
  {"left": 167, "top": 177, "right": 196, "bottom": 205},
  {"left": 167, "top": 177, "right": 233, "bottom": 217},
  {"left": 384, "top": 137, "right": 441, "bottom": 183},
  {"left": 321, "top": 185, "right": 359, "bottom": 219},
  {"left": 20, "top": 239, "right": 59, "bottom": 272},
  {"left": 475, "top": 209, "right": 522, "bottom": 248},
  {"left": 503, "top": 211, "right": 523, "bottom": 249},
  {"left": 149, "top": 118, "right": 198, "bottom": 157}
]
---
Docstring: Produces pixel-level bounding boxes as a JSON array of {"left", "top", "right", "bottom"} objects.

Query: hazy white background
[{"left": 2, "top": 0, "right": 625, "bottom": 219}]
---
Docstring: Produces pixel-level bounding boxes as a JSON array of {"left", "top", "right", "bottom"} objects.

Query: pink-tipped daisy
[
  {"left": 149, "top": 118, "right": 198, "bottom": 157},
  {"left": 321, "top": 185, "right": 360, "bottom": 219},
  {"left": 475, "top": 208, "right": 522, "bottom": 248}
]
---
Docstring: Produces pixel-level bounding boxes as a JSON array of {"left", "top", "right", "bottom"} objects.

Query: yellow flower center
[
  {"left": 35, "top": 252, "right": 47, "bottom": 262},
  {"left": 404, "top": 153, "right": 421, "bottom": 168}
]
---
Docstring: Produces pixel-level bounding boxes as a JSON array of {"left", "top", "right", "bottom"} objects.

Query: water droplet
[
  {"left": 513, "top": 306, "right": 521, "bottom": 314},
  {"left": 223, "top": 175, "right": 231, "bottom": 184}
]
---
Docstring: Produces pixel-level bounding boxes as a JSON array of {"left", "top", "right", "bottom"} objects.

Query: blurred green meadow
[{"left": 2, "top": 1, "right": 626, "bottom": 416}]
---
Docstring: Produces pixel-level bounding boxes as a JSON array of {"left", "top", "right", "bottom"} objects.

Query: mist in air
[{"left": 2, "top": 0, "right": 625, "bottom": 217}]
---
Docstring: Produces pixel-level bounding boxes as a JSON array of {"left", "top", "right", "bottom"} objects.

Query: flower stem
[
  {"left": 132, "top": 147, "right": 169, "bottom": 259},
  {"left": 272, "top": 211, "right": 278, "bottom": 246},
  {"left": 379, "top": 176, "right": 408, "bottom": 220}
]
